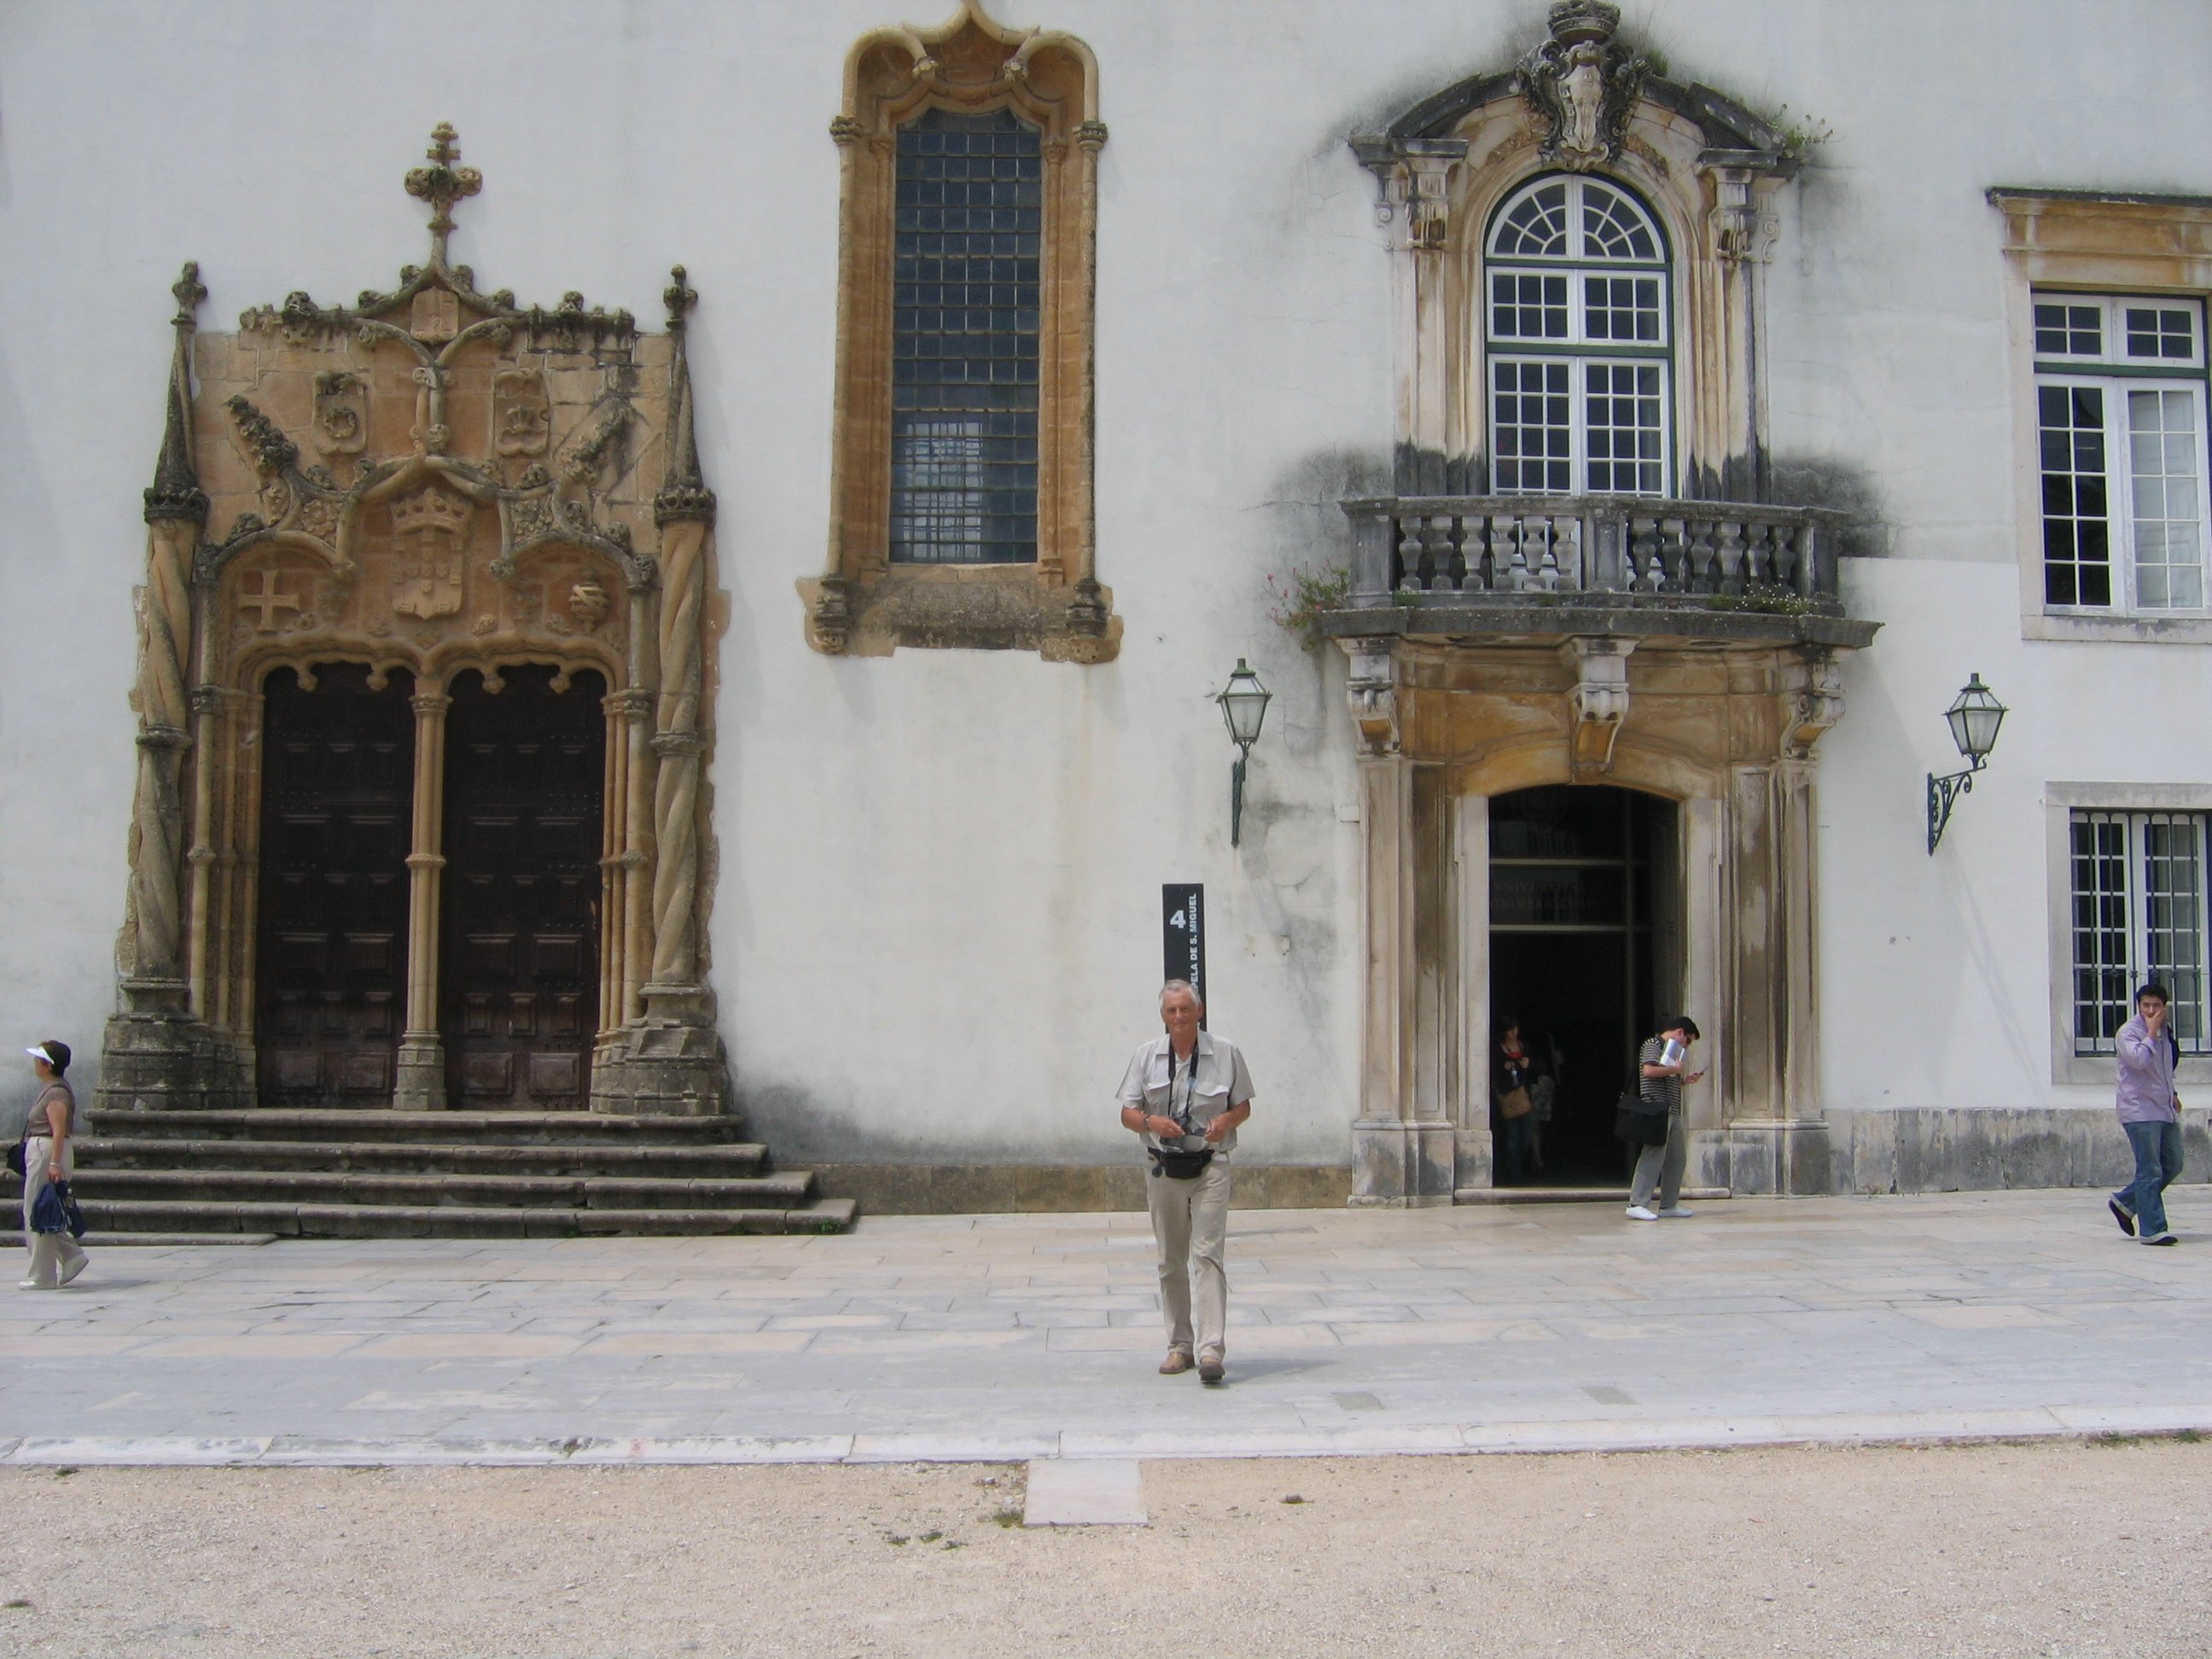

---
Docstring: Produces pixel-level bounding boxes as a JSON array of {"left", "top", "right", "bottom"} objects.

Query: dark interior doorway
[
  {"left": 439, "top": 665, "right": 606, "bottom": 1110},
  {"left": 1488, "top": 784, "right": 1679, "bottom": 1185},
  {"left": 255, "top": 663, "right": 416, "bottom": 1107}
]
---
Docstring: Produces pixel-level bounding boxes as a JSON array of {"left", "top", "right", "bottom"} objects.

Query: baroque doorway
[{"left": 440, "top": 666, "right": 606, "bottom": 1109}]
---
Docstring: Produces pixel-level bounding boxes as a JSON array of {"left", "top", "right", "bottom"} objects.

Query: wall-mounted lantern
[
  {"left": 1926, "top": 672, "right": 2007, "bottom": 853},
  {"left": 1215, "top": 658, "right": 1273, "bottom": 847}
]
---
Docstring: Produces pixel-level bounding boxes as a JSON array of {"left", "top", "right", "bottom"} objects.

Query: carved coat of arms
[{"left": 388, "top": 482, "right": 473, "bottom": 619}]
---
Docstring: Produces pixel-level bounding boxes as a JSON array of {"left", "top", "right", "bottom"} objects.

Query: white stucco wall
[{"left": 0, "top": 0, "right": 2208, "bottom": 1164}]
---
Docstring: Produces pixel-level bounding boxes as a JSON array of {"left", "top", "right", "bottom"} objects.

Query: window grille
[
  {"left": 2069, "top": 809, "right": 2211, "bottom": 1054},
  {"left": 2034, "top": 294, "right": 2209, "bottom": 614},
  {"left": 1485, "top": 175, "right": 1671, "bottom": 496},
  {"left": 891, "top": 107, "right": 1040, "bottom": 564}
]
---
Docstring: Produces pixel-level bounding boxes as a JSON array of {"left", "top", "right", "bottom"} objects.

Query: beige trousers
[
  {"left": 20, "top": 1141, "right": 85, "bottom": 1289},
  {"left": 1629, "top": 1108, "right": 1685, "bottom": 1212},
  {"left": 1146, "top": 1156, "right": 1231, "bottom": 1359}
]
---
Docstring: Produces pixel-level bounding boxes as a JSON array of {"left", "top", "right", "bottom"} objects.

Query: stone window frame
[
  {"left": 1992, "top": 189, "right": 2212, "bottom": 645},
  {"left": 2044, "top": 780, "right": 2212, "bottom": 1085},
  {"left": 804, "top": 0, "right": 1119, "bottom": 662}
]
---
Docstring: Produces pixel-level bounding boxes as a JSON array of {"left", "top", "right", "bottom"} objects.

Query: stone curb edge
[{"left": 3, "top": 1406, "right": 2207, "bottom": 1468}]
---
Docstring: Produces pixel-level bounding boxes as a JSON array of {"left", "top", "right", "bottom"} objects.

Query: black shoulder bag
[
  {"left": 1147, "top": 1046, "right": 1216, "bottom": 1180},
  {"left": 1614, "top": 1051, "right": 1671, "bottom": 1148}
]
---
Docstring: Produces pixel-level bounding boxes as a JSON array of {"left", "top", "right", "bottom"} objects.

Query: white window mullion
[{"left": 1569, "top": 357, "right": 1589, "bottom": 493}]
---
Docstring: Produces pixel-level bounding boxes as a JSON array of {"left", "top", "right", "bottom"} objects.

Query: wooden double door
[{"left": 255, "top": 661, "right": 606, "bottom": 1110}]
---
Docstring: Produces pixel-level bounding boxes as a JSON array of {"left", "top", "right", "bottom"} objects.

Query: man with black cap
[{"left": 19, "top": 1039, "right": 86, "bottom": 1289}]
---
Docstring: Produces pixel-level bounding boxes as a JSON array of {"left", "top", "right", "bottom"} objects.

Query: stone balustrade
[{"left": 1341, "top": 495, "right": 1845, "bottom": 610}]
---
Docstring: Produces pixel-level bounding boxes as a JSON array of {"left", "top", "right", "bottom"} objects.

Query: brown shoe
[
  {"left": 1198, "top": 1352, "right": 1225, "bottom": 1384},
  {"left": 1158, "top": 1351, "right": 1194, "bottom": 1375}
]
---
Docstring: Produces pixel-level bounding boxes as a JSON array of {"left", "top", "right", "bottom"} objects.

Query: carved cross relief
[{"left": 238, "top": 568, "right": 300, "bottom": 632}]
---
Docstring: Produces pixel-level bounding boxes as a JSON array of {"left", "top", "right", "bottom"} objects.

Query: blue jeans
[
  {"left": 1497, "top": 1113, "right": 1534, "bottom": 1185},
  {"left": 2116, "top": 1120, "right": 2185, "bottom": 1237}
]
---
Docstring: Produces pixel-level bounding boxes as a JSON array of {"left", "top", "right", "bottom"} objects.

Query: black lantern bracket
[
  {"left": 1926, "top": 672, "right": 2007, "bottom": 854},
  {"left": 1926, "top": 758, "right": 1987, "bottom": 855},
  {"left": 1215, "top": 658, "right": 1273, "bottom": 847}
]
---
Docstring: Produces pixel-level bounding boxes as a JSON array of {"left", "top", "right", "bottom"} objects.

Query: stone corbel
[
  {"left": 1339, "top": 636, "right": 1400, "bottom": 756},
  {"left": 1352, "top": 140, "right": 1466, "bottom": 253},
  {"left": 1700, "top": 156, "right": 1791, "bottom": 266},
  {"left": 1781, "top": 645, "right": 1845, "bottom": 760},
  {"left": 1560, "top": 636, "right": 1634, "bottom": 773}
]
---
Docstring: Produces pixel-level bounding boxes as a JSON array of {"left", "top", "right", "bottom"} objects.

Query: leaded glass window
[
  {"left": 1484, "top": 175, "right": 1671, "bottom": 496},
  {"left": 2034, "top": 293, "right": 2210, "bottom": 614},
  {"left": 2071, "top": 810, "right": 2212, "bottom": 1054},
  {"left": 891, "top": 107, "right": 1040, "bottom": 565}
]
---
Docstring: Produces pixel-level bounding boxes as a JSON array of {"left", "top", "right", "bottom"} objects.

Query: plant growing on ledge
[
  {"left": 1706, "top": 581, "right": 1818, "bottom": 617},
  {"left": 1267, "top": 564, "right": 1353, "bottom": 651}
]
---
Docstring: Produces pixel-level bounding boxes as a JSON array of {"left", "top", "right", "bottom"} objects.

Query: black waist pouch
[{"left": 1149, "top": 1146, "right": 1215, "bottom": 1180}]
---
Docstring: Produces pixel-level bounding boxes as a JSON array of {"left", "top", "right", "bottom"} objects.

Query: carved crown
[
  {"left": 390, "top": 484, "right": 474, "bottom": 539},
  {"left": 1546, "top": 1, "right": 1621, "bottom": 47}
]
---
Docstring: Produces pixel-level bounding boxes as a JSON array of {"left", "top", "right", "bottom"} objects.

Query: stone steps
[
  {"left": 71, "top": 1197, "right": 858, "bottom": 1239},
  {"left": 69, "top": 1108, "right": 857, "bottom": 1237},
  {"left": 82, "top": 1109, "right": 744, "bottom": 1146},
  {"left": 73, "top": 1167, "right": 815, "bottom": 1211},
  {"left": 81, "top": 1137, "right": 771, "bottom": 1179}
]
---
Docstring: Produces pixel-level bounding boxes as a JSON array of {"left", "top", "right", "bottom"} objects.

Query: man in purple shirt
[{"left": 2109, "top": 982, "right": 2186, "bottom": 1246}]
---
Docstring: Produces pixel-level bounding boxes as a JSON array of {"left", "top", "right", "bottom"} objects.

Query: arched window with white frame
[{"left": 1485, "top": 174, "right": 1672, "bottom": 496}]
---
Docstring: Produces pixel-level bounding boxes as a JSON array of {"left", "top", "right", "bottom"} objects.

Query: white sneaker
[
  {"left": 1657, "top": 1205, "right": 1695, "bottom": 1219},
  {"left": 58, "top": 1257, "right": 86, "bottom": 1287},
  {"left": 1625, "top": 1206, "right": 1658, "bottom": 1221},
  {"left": 17, "top": 1279, "right": 48, "bottom": 1291}
]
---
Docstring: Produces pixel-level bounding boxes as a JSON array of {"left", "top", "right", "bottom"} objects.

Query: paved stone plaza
[{"left": 3, "top": 1187, "right": 2208, "bottom": 1466}]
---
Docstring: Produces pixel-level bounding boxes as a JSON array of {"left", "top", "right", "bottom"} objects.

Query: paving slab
[
  {"left": 1022, "top": 1458, "right": 1147, "bottom": 1525},
  {"left": 1, "top": 1188, "right": 2208, "bottom": 1465}
]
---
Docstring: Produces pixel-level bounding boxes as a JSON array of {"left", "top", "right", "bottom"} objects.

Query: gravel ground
[{"left": 1, "top": 1439, "right": 2204, "bottom": 1656}]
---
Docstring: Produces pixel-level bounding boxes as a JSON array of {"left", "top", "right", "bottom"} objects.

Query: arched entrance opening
[{"left": 1486, "top": 784, "right": 1680, "bottom": 1185}]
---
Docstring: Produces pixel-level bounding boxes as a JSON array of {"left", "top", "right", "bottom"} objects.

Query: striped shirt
[{"left": 1638, "top": 1035, "right": 1682, "bottom": 1114}]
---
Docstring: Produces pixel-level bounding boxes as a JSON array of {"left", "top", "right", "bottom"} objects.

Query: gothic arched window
[{"left": 1485, "top": 174, "right": 1671, "bottom": 496}]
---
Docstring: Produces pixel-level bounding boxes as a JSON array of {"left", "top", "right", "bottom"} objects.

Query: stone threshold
[
  {"left": 1453, "top": 1186, "right": 1731, "bottom": 1205},
  {"left": 7, "top": 1404, "right": 2205, "bottom": 1468}
]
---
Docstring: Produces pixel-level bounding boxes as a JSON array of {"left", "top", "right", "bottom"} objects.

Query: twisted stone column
[
  {"left": 647, "top": 515, "right": 706, "bottom": 996},
  {"left": 123, "top": 267, "right": 210, "bottom": 1008}
]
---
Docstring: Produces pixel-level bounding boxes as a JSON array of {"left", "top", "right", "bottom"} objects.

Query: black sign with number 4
[{"left": 1161, "top": 883, "right": 1206, "bottom": 1027}]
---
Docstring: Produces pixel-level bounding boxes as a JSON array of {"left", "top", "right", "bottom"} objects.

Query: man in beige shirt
[{"left": 1117, "top": 981, "right": 1254, "bottom": 1384}]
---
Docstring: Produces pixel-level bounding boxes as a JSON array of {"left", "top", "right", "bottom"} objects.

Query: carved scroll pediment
[{"left": 1514, "top": 2, "right": 1648, "bottom": 172}]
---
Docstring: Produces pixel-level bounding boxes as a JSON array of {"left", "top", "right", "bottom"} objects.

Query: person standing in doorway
[
  {"left": 1626, "top": 1016, "right": 1703, "bottom": 1222},
  {"left": 19, "top": 1040, "right": 86, "bottom": 1290},
  {"left": 1118, "top": 981, "right": 1254, "bottom": 1384},
  {"left": 1493, "top": 1019, "right": 1540, "bottom": 1186},
  {"left": 2109, "top": 982, "right": 2185, "bottom": 1246}
]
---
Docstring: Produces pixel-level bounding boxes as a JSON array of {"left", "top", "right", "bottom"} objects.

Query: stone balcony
[{"left": 1326, "top": 495, "right": 1877, "bottom": 649}]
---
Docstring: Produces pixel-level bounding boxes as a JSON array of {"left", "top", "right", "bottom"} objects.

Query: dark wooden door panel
[
  {"left": 439, "top": 666, "right": 606, "bottom": 1110},
  {"left": 254, "top": 664, "right": 415, "bottom": 1109}
]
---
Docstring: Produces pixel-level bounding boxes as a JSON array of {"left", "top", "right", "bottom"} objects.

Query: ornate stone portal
[{"left": 99, "top": 125, "right": 730, "bottom": 1116}]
